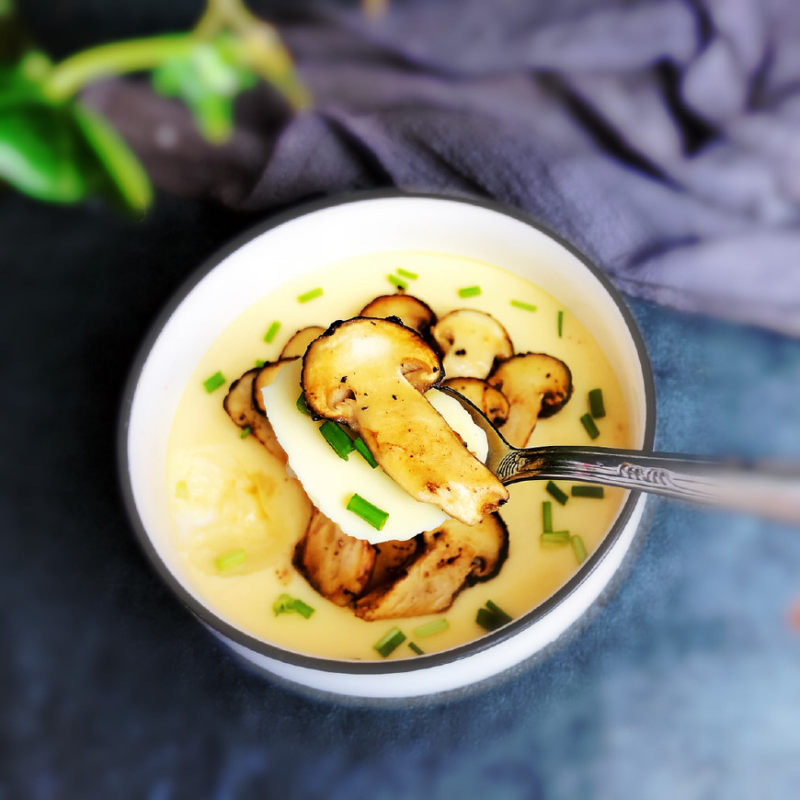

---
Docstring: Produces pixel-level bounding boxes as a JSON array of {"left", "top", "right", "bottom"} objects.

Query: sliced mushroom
[
  {"left": 364, "top": 538, "right": 420, "bottom": 593},
  {"left": 293, "top": 507, "right": 376, "bottom": 606},
  {"left": 252, "top": 358, "right": 296, "bottom": 415},
  {"left": 302, "top": 317, "right": 508, "bottom": 526},
  {"left": 223, "top": 368, "right": 287, "bottom": 462},
  {"left": 355, "top": 514, "right": 508, "bottom": 620},
  {"left": 279, "top": 326, "right": 326, "bottom": 359},
  {"left": 359, "top": 294, "right": 437, "bottom": 337},
  {"left": 442, "top": 377, "right": 510, "bottom": 426},
  {"left": 488, "top": 353, "right": 573, "bottom": 447},
  {"left": 431, "top": 309, "right": 513, "bottom": 380}
]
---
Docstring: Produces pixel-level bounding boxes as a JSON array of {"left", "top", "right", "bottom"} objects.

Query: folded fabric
[{"left": 86, "top": 0, "right": 800, "bottom": 335}]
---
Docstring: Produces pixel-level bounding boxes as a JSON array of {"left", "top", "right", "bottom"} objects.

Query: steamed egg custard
[{"left": 166, "top": 251, "right": 632, "bottom": 660}]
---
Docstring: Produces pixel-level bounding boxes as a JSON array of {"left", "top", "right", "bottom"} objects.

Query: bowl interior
[{"left": 123, "top": 194, "right": 651, "bottom": 664}]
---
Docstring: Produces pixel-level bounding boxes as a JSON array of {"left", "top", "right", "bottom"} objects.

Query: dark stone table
[{"left": 2, "top": 191, "right": 799, "bottom": 799}]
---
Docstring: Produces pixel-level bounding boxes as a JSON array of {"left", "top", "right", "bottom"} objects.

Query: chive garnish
[
  {"left": 397, "top": 268, "right": 418, "bottom": 280},
  {"left": 240, "top": 425, "right": 252, "bottom": 439},
  {"left": 542, "top": 500, "right": 553, "bottom": 532},
  {"left": 572, "top": 485, "right": 605, "bottom": 498},
  {"left": 320, "top": 420, "right": 354, "bottom": 460},
  {"left": 346, "top": 493, "right": 389, "bottom": 530},
  {"left": 264, "top": 321, "right": 281, "bottom": 343},
  {"left": 387, "top": 274, "right": 407, "bottom": 291},
  {"left": 297, "top": 287, "right": 323, "bottom": 303},
  {"left": 203, "top": 371, "right": 225, "bottom": 393},
  {"left": 353, "top": 436, "right": 378, "bottom": 468},
  {"left": 458, "top": 285, "right": 481, "bottom": 298},
  {"left": 272, "top": 593, "right": 315, "bottom": 619},
  {"left": 214, "top": 548, "right": 246, "bottom": 572},
  {"left": 296, "top": 392, "right": 311, "bottom": 415},
  {"left": 408, "top": 642, "right": 424, "bottom": 655},
  {"left": 546, "top": 480, "right": 569, "bottom": 505},
  {"left": 541, "top": 531, "right": 570, "bottom": 544},
  {"left": 589, "top": 388, "right": 606, "bottom": 418},
  {"left": 571, "top": 535, "right": 588, "bottom": 564},
  {"left": 476, "top": 600, "right": 512, "bottom": 632},
  {"left": 510, "top": 299, "right": 537, "bottom": 312},
  {"left": 557, "top": 310, "right": 564, "bottom": 337},
  {"left": 175, "top": 480, "right": 188, "bottom": 499},
  {"left": 374, "top": 626, "right": 406, "bottom": 657},
  {"left": 581, "top": 413, "right": 600, "bottom": 440},
  {"left": 414, "top": 618, "right": 449, "bottom": 638},
  {"left": 254, "top": 359, "right": 265, "bottom": 368}
]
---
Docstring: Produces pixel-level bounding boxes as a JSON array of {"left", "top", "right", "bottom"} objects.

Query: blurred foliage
[{"left": 0, "top": 0, "right": 309, "bottom": 214}]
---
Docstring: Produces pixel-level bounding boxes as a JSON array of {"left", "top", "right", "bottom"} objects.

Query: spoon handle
[{"left": 497, "top": 446, "right": 800, "bottom": 524}]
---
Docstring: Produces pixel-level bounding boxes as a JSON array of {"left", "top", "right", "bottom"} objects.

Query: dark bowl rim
[{"left": 117, "top": 189, "right": 657, "bottom": 676}]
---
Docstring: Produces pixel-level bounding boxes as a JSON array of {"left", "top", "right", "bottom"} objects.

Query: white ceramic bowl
[{"left": 119, "top": 193, "right": 655, "bottom": 700}]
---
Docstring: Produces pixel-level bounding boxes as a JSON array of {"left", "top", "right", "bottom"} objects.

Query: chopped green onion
[
  {"left": 387, "top": 274, "right": 407, "bottom": 291},
  {"left": 557, "top": 310, "right": 564, "bottom": 337},
  {"left": 571, "top": 535, "right": 588, "bottom": 564},
  {"left": 581, "top": 413, "right": 600, "bottom": 440},
  {"left": 296, "top": 392, "right": 311, "bottom": 415},
  {"left": 346, "top": 493, "right": 389, "bottom": 530},
  {"left": 214, "top": 548, "right": 246, "bottom": 572},
  {"left": 546, "top": 480, "right": 569, "bottom": 505},
  {"left": 542, "top": 500, "right": 553, "bottom": 532},
  {"left": 353, "top": 436, "right": 378, "bottom": 468},
  {"left": 541, "top": 531, "right": 570, "bottom": 544},
  {"left": 571, "top": 485, "right": 605, "bottom": 498},
  {"left": 510, "top": 299, "right": 537, "bottom": 312},
  {"left": 485, "top": 600, "right": 512, "bottom": 625},
  {"left": 413, "top": 618, "right": 449, "bottom": 638},
  {"left": 589, "top": 388, "right": 606, "bottom": 418},
  {"left": 254, "top": 359, "right": 266, "bottom": 368},
  {"left": 476, "top": 600, "right": 513, "bottom": 631},
  {"left": 373, "top": 626, "right": 406, "bottom": 657},
  {"left": 203, "top": 371, "right": 225, "bottom": 393},
  {"left": 297, "top": 287, "right": 323, "bottom": 303},
  {"left": 263, "top": 321, "right": 281, "bottom": 343},
  {"left": 408, "top": 641, "right": 424, "bottom": 655},
  {"left": 240, "top": 425, "right": 252, "bottom": 439},
  {"left": 458, "top": 285, "right": 481, "bottom": 298},
  {"left": 175, "top": 480, "right": 188, "bottom": 499},
  {"left": 272, "top": 593, "right": 315, "bottom": 619},
  {"left": 397, "top": 268, "right": 418, "bottom": 280},
  {"left": 319, "top": 420, "right": 354, "bottom": 460}
]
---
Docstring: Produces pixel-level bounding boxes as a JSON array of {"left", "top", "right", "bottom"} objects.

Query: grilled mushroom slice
[
  {"left": 279, "top": 326, "right": 325, "bottom": 359},
  {"left": 359, "top": 294, "right": 437, "bottom": 337},
  {"left": 301, "top": 317, "right": 508, "bottom": 526},
  {"left": 488, "top": 353, "right": 573, "bottom": 447},
  {"left": 293, "top": 507, "right": 376, "bottom": 606},
  {"left": 431, "top": 309, "right": 513, "bottom": 379},
  {"left": 442, "top": 377, "right": 510, "bottom": 426},
  {"left": 252, "top": 358, "right": 296, "bottom": 415},
  {"left": 223, "top": 368, "right": 286, "bottom": 462},
  {"left": 364, "top": 538, "right": 420, "bottom": 593},
  {"left": 355, "top": 514, "right": 508, "bottom": 620}
]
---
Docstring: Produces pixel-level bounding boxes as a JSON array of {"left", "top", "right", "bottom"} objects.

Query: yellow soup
[{"left": 166, "top": 251, "right": 632, "bottom": 660}]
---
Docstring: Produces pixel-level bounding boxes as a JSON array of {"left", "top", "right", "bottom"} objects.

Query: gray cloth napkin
[{"left": 87, "top": 0, "right": 800, "bottom": 335}]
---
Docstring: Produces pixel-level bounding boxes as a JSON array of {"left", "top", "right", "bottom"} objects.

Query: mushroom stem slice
[
  {"left": 488, "top": 353, "right": 573, "bottom": 448},
  {"left": 359, "top": 294, "right": 437, "bottom": 337},
  {"left": 279, "top": 326, "right": 326, "bottom": 360},
  {"left": 302, "top": 317, "right": 508, "bottom": 526},
  {"left": 431, "top": 309, "right": 514, "bottom": 380},
  {"left": 442, "top": 377, "right": 510, "bottom": 426}
]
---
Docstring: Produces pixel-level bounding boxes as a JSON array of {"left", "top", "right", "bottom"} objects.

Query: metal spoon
[{"left": 439, "top": 387, "right": 800, "bottom": 524}]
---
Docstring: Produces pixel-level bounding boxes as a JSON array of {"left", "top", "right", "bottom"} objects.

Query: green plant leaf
[{"left": 73, "top": 103, "right": 152, "bottom": 214}]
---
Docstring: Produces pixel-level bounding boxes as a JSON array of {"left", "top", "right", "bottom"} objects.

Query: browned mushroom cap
[
  {"left": 301, "top": 317, "right": 508, "bottom": 526},
  {"left": 488, "top": 353, "right": 573, "bottom": 447},
  {"left": 359, "top": 294, "right": 437, "bottom": 337},
  {"left": 354, "top": 514, "right": 508, "bottom": 620},
  {"left": 279, "top": 326, "right": 326, "bottom": 359},
  {"left": 223, "top": 368, "right": 287, "bottom": 462},
  {"left": 252, "top": 357, "right": 297, "bottom": 415},
  {"left": 293, "top": 507, "right": 375, "bottom": 606},
  {"left": 431, "top": 309, "right": 513, "bottom": 379},
  {"left": 442, "top": 377, "right": 510, "bottom": 426}
]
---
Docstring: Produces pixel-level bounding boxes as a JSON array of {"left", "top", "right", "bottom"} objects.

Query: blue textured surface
[{"left": 2, "top": 194, "right": 799, "bottom": 799}]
